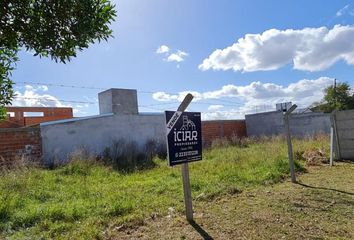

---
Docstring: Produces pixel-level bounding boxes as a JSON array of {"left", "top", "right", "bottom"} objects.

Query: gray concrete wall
[
  {"left": 40, "top": 113, "right": 165, "bottom": 164},
  {"left": 333, "top": 109, "right": 354, "bottom": 160},
  {"left": 245, "top": 111, "right": 331, "bottom": 137},
  {"left": 289, "top": 112, "right": 331, "bottom": 137},
  {"left": 245, "top": 111, "right": 284, "bottom": 136}
]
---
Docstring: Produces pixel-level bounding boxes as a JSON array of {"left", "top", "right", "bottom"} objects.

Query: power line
[
  {"left": 13, "top": 96, "right": 181, "bottom": 109},
  {"left": 16, "top": 81, "right": 106, "bottom": 90},
  {"left": 13, "top": 94, "right": 267, "bottom": 113},
  {"left": 13, "top": 96, "right": 266, "bottom": 116},
  {"left": 14, "top": 96, "right": 97, "bottom": 104},
  {"left": 14, "top": 81, "right": 168, "bottom": 94},
  {"left": 14, "top": 81, "right": 245, "bottom": 106}
]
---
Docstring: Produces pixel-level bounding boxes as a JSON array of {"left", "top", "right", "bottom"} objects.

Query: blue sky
[{"left": 12, "top": 0, "right": 354, "bottom": 119}]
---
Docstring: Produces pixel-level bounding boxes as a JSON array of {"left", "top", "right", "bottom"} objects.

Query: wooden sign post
[
  {"left": 165, "top": 94, "right": 203, "bottom": 222},
  {"left": 284, "top": 104, "right": 297, "bottom": 183},
  {"left": 177, "top": 94, "right": 194, "bottom": 221}
]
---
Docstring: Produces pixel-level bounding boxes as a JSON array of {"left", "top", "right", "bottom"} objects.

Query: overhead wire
[
  {"left": 14, "top": 81, "right": 245, "bottom": 106},
  {"left": 13, "top": 81, "right": 276, "bottom": 115},
  {"left": 13, "top": 96, "right": 270, "bottom": 116}
]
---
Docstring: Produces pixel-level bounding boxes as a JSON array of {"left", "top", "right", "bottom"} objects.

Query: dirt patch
[{"left": 108, "top": 163, "right": 354, "bottom": 239}]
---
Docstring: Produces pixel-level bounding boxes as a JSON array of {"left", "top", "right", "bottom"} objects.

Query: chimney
[{"left": 98, "top": 88, "right": 138, "bottom": 115}]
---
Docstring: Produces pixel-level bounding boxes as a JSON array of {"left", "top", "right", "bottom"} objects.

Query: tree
[
  {"left": 0, "top": 0, "right": 116, "bottom": 119},
  {"left": 0, "top": 48, "right": 17, "bottom": 119},
  {"left": 312, "top": 82, "right": 354, "bottom": 113}
]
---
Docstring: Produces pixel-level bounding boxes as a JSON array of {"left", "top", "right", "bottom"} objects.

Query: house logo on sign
[
  {"left": 174, "top": 116, "right": 198, "bottom": 143},
  {"left": 180, "top": 116, "right": 196, "bottom": 131}
]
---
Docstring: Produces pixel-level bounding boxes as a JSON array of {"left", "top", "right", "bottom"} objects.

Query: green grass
[{"left": 0, "top": 136, "right": 329, "bottom": 239}]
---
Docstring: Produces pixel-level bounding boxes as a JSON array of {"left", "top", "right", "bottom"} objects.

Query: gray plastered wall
[
  {"left": 40, "top": 113, "right": 166, "bottom": 164},
  {"left": 245, "top": 111, "right": 331, "bottom": 137}
]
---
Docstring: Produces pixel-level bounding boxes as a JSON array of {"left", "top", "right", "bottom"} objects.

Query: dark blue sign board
[{"left": 165, "top": 111, "right": 202, "bottom": 166}]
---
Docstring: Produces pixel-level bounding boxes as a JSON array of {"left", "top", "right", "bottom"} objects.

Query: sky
[{"left": 11, "top": 0, "right": 354, "bottom": 120}]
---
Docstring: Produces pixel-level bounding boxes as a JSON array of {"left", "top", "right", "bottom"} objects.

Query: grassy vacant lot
[
  {"left": 114, "top": 162, "right": 354, "bottom": 240},
  {"left": 0, "top": 136, "right": 330, "bottom": 239}
]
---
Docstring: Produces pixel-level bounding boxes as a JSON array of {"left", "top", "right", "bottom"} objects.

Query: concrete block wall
[
  {"left": 333, "top": 109, "right": 354, "bottom": 160},
  {"left": 202, "top": 120, "right": 246, "bottom": 145},
  {"left": 245, "top": 111, "right": 284, "bottom": 137},
  {"left": 0, "top": 127, "right": 42, "bottom": 167},
  {"left": 289, "top": 112, "right": 331, "bottom": 136},
  {"left": 245, "top": 111, "right": 331, "bottom": 137}
]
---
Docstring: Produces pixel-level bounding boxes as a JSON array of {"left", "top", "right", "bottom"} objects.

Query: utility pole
[{"left": 334, "top": 78, "right": 337, "bottom": 109}]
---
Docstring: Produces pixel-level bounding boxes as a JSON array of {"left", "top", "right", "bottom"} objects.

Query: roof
[{"left": 39, "top": 112, "right": 164, "bottom": 126}]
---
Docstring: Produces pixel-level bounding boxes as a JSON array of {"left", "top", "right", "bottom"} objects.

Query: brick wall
[
  {"left": 202, "top": 120, "right": 247, "bottom": 145},
  {"left": 0, "top": 127, "right": 42, "bottom": 167},
  {"left": 1, "top": 106, "right": 73, "bottom": 128}
]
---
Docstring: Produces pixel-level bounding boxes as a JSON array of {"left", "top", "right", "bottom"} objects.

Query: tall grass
[{"left": 0, "top": 135, "right": 329, "bottom": 239}]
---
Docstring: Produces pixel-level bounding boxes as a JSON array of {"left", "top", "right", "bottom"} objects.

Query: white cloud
[
  {"left": 207, "top": 105, "right": 224, "bottom": 111},
  {"left": 12, "top": 85, "right": 67, "bottom": 107},
  {"left": 167, "top": 50, "right": 188, "bottom": 62},
  {"left": 10, "top": 85, "right": 94, "bottom": 117},
  {"left": 202, "top": 110, "right": 244, "bottom": 120},
  {"left": 336, "top": 4, "right": 350, "bottom": 17},
  {"left": 156, "top": 45, "right": 169, "bottom": 54},
  {"left": 152, "top": 92, "right": 178, "bottom": 102},
  {"left": 156, "top": 45, "right": 189, "bottom": 66},
  {"left": 199, "top": 25, "right": 354, "bottom": 72},
  {"left": 153, "top": 77, "right": 333, "bottom": 119}
]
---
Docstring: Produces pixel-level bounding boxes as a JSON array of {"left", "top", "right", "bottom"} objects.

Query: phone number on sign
[{"left": 175, "top": 150, "right": 198, "bottom": 158}]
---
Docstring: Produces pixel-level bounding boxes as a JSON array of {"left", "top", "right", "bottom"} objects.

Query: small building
[
  {"left": 0, "top": 107, "right": 73, "bottom": 128},
  {"left": 40, "top": 88, "right": 166, "bottom": 165}
]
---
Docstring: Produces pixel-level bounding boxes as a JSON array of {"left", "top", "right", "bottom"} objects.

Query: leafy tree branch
[{"left": 0, "top": 0, "right": 116, "bottom": 119}]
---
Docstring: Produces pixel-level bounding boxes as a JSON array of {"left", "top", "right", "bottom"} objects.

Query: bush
[
  {"left": 210, "top": 135, "right": 252, "bottom": 149},
  {"left": 0, "top": 153, "right": 41, "bottom": 173},
  {"left": 102, "top": 138, "right": 166, "bottom": 172}
]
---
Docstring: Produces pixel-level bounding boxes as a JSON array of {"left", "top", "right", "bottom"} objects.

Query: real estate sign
[{"left": 165, "top": 111, "right": 202, "bottom": 166}]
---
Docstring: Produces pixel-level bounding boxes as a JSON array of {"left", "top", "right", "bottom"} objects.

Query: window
[
  {"left": 24, "top": 112, "right": 44, "bottom": 117},
  {"left": 7, "top": 112, "right": 15, "bottom": 117}
]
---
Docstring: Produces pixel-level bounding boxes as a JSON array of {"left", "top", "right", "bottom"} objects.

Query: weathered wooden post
[
  {"left": 177, "top": 94, "right": 194, "bottom": 221},
  {"left": 284, "top": 104, "right": 297, "bottom": 183},
  {"left": 165, "top": 94, "right": 202, "bottom": 222}
]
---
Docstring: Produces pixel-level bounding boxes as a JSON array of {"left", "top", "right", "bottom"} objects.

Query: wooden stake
[
  {"left": 176, "top": 94, "right": 194, "bottom": 221},
  {"left": 181, "top": 163, "right": 193, "bottom": 221}
]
